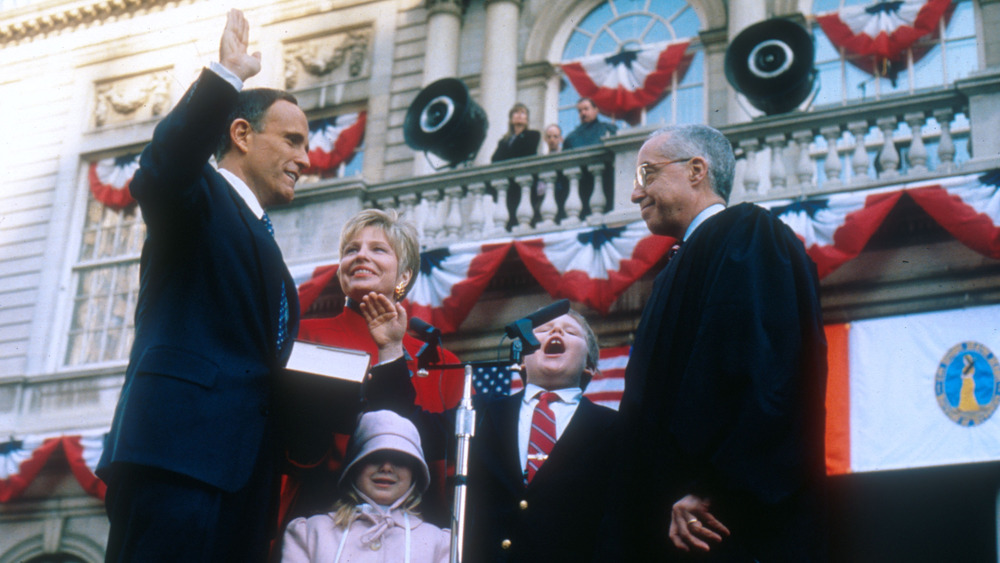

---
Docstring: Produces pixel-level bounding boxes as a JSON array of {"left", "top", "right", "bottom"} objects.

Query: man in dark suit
[
  {"left": 96, "top": 10, "right": 308, "bottom": 562},
  {"left": 365, "top": 308, "right": 618, "bottom": 562},
  {"left": 619, "top": 124, "right": 828, "bottom": 561}
]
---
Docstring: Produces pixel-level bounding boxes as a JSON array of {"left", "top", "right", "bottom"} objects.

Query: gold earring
[{"left": 393, "top": 281, "right": 407, "bottom": 301}]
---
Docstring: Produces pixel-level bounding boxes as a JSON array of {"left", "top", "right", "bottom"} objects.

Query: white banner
[{"left": 849, "top": 304, "right": 1000, "bottom": 472}]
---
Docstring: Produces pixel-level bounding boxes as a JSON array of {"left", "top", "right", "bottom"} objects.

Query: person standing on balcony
[
  {"left": 97, "top": 10, "right": 308, "bottom": 562},
  {"left": 544, "top": 124, "right": 563, "bottom": 154},
  {"left": 562, "top": 97, "right": 617, "bottom": 150},
  {"left": 491, "top": 102, "right": 541, "bottom": 162},
  {"left": 617, "top": 124, "right": 828, "bottom": 561}
]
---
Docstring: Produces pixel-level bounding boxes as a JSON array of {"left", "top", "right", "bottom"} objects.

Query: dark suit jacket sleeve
[{"left": 130, "top": 69, "right": 238, "bottom": 226}]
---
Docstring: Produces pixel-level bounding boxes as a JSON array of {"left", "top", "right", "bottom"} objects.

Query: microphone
[
  {"left": 409, "top": 317, "right": 442, "bottom": 342},
  {"left": 504, "top": 299, "right": 571, "bottom": 354},
  {"left": 409, "top": 317, "right": 442, "bottom": 375}
]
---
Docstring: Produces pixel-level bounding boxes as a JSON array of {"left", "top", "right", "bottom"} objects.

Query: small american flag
[
  {"left": 474, "top": 346, "right": 630, "bottom": 410},
  {"left": 472, "top": 362, "right": 520, "bottom": 398}
]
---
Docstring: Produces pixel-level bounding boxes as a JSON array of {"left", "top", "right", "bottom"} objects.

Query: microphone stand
[
  {"left": 449, "top": 364, "right": 474, "bottom": 563},
  {"left": 421, "top": 343, "right": 524, "bottom": 563}
]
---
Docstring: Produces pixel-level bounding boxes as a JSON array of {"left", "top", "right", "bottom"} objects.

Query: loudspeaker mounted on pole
[
  {"left": 404, "top": 78, "right": 489, "bottom": 168},
  {"left": 725, "top": 18, "right": 817, "bottom": 115}
]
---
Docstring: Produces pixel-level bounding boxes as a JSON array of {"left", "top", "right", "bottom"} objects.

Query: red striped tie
[{"left": 525, "top": 392, "right": 558, "bottom": 484}]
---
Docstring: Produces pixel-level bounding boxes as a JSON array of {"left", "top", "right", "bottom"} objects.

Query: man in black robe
[{"left": 618, "top": 124, "right": 828, "bottom": 561}]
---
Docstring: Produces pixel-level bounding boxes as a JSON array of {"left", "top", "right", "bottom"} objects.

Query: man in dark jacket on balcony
[{"left": 562, "top": 97, "right": 617, "bottom": 150}]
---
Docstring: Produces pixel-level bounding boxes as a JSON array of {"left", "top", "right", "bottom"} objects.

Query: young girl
[{"left": 281, "top": 410, "right": 450, "bottom": 563}]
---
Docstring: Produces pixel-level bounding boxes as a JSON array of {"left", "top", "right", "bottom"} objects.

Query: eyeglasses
[{"left": 634, "top": 158, "right": 693, "bottom": 189}]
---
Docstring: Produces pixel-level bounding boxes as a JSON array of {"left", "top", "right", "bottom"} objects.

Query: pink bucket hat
[{"left": 338, "top": 410, "right": 431, "bottom": 493}]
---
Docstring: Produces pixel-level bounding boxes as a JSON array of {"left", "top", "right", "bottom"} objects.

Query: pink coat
[{"left": 281, "top": 503, "right": 450, "bottom": 563}]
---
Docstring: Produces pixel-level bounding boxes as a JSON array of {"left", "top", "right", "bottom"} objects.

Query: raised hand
[
  {"left": 219, "top": 9, "right": 261, "bottom": 82},
  {"left": 359, "top": 292, "right": 407, "bottom": 364}
]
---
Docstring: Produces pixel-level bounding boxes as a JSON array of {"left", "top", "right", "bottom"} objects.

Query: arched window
[
  {"left": 557, "top": 0, "right": 705, "bottom": 133},
  {"left": 811, "top": 0, "right": 977, "bottom": 106}
]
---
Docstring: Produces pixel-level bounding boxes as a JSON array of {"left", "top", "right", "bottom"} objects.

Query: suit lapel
[{"left": 481, "top": 394, "right": 528, "bottom": 491}]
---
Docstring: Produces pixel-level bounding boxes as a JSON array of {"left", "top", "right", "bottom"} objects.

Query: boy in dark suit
[
  {"left": 97, "top": 10, "right": 309, "bottom": 562},
  {"left": 361, "top": 299, "right": 618, "bottom": 563}
]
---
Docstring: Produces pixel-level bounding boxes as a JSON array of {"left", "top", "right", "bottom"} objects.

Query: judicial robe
[{"left": 618, "top": 203, "right": 828, "bottom": 562}]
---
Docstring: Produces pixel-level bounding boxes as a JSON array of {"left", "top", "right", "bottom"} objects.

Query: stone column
[
  {"left": 726, "top": 2, "right": 767, "bottom": 123},
  {"left": 415, "top": 0, "right": 463, "bottom": 175},
  {"left": 476, "top": 0, "right": 521, "bottom": 166}
]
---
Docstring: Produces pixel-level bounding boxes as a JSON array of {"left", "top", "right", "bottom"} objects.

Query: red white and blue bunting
[
  {"left": 304, "top": 111, "right": 367, "bottom": 177},
  {"left": 298, "top": 221, "right": 676, "bottom": 331},
  {"left": 816, "top": 0, "right": 953, "bottom": 78},
  {"left": 0, "top": 432, "right": 106, "bottom": 503},
  {"left": 88, "top": 153, "right": 140, "bottom": 210},
  {"left": 766, "top": 170, "right": 1000, "bottom": 277},
  {"left": 561, "top": 40, "right": 691, "bottom": 121},
  {"left": 406, "top": 241, "right": 513, "bottom": 334},
  {"left": 515, "top": 221, "right": 676, "bottom": 315}
]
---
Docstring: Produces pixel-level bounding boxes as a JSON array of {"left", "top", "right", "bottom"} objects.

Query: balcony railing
[{"left": 723, "top": 87, "right": 975, "bottom": 202}]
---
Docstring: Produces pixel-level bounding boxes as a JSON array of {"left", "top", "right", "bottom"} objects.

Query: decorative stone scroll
[
  {"left": 93, "top": 71, "right": 171, "bottom": 128},
  {"left": 283, "top": 28, "right": 371, "bottom": 90}
]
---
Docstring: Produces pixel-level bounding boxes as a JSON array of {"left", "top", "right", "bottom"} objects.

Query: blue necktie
[{"left": 261, "top": 212, "right": 288, "bottom": 352}]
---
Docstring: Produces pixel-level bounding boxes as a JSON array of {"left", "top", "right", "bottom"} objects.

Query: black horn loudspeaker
[
  {"left": 725, "top": 18, "right": 815, "bottom": 115},
  {"left": 403, "top": 78, "right": 488, "bottom": 167}
]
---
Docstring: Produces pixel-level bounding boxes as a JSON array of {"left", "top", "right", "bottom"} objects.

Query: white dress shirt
[
  {"left": 684, "top": 202, "right": 725, "bottom": 241},
  {"left": 517, "top": 383, "right": 583, "bottom": 472}
]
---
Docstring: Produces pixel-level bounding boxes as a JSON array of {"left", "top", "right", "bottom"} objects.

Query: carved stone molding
[
  {"left": 0, "top": 0, "right": 175, "bottom": 45},
  {"left": 93, "top": 70, "right": 171, "bottom": 128},
  {"left": 283, "top": 28, "right": 372, "bottom": 91},
  {"left": 427, "top": 0, "right": 465, "bottom": 17}
]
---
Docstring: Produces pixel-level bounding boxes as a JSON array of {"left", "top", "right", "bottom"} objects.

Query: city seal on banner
[{"left": 935, "top": 341, "right": 1000, "bottom": 427}]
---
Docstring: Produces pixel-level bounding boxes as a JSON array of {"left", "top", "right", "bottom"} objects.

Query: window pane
[
  {"left": 680, "top": 50, "right": 703, "bottom": 84},
  {"left": 946, "top": 2, "right": 975, "bottom": 39},
  {"left": 672, "top": 6, "right": 699, "bottom": 38},
  {"left": 564, "top": 31, "right": 591, "bottom": 60},
  {"left": 675, "top": 87, "right": 703, "bottom": 124},
  {"left": 610, "top": 15, "right": 649, "bottom": 43},
  {"left": 592, "top": 30, "right": 619, "bottom": 55},
  {"left": 945, "top": 38, "right": 978, "bottom": 82}
]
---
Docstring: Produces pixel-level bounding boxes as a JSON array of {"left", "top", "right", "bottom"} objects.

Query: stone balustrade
[
  {"left": 723, "top": 88, "right": 974, "bottom": 202},
  {"left": 365, "top": 147, "right": 616, "bottom": 245}
]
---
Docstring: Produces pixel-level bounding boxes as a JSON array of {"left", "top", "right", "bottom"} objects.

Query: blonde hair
[
  {"left": 331, "top": 482, "right": 423, "bottom": 527},
  {"left": 339, "top": 208, "right": 420, "bottom": 300}
]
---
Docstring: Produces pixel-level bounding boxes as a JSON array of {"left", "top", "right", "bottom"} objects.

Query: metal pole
[{"left": 450, "top": 364, "right": 476, "bottom": 563}]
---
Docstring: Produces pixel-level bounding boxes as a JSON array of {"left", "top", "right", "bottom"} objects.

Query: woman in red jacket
[{"left": 278, "top": 209, "right": 461, "bottom": 538}]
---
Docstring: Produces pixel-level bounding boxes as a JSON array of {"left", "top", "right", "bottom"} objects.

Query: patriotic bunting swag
[
  {"left": 515, "top": 222, "right": 676, "bottom": 315},
  {"left": 816, "top": 0, "right": 953, "bottom": 80},
  {"left": 561, "top": 41, "right": 691, "bottom": 122},
  {"left": 406, "top": 241, "right": 513, "bottom": 334},
  {"left": 298, "top": 220, "right": 675, "bottom": 331},
  {"left": 1, "top": 433, "right": 106, "bottom": 503},
  {"left": 304, "top": 111, "right": 367, "bottom": 177},
  {"left": 88, "top": 153, "right": 140, "bottom": 210},
  {"left": 767, "top": 170, "right": 1000, "bottom": 277}
]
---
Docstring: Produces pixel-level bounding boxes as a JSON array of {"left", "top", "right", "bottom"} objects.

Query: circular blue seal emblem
[{"left": 935, "top": 341, "right": 1000, "bottom": 427}]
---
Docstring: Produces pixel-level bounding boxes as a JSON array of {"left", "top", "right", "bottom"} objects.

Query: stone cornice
[{"left": 0, "top": 0, "right": 176, "bottom": 45}]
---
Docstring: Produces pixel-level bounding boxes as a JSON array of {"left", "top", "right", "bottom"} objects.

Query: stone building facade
[{"left": 1, "top": 0, "right": 999, "bottom": 560}]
